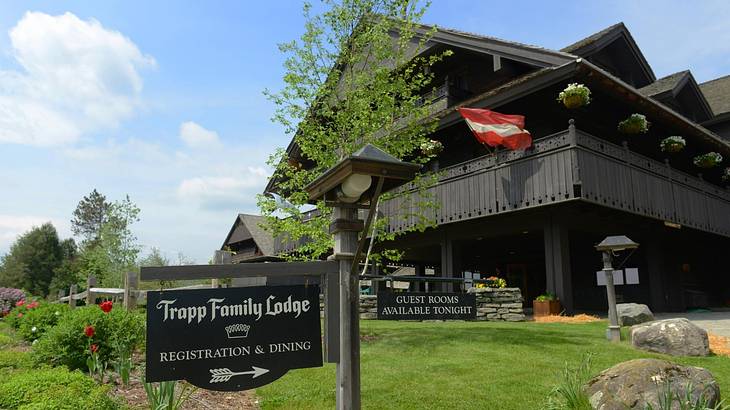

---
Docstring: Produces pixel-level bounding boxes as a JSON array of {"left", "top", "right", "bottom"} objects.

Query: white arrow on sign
[{"left": 209, "top": 366, "right": 270, "bottom": 383}]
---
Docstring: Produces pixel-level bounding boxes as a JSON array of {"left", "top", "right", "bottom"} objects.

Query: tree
[
  {"left": 71, "top": 189, "right": 111, "bottom": 244},
  {"left": 0, "top": 223, "right": 64, "bottom": 296},
  {"left": 259, "top": 0, "right": 448, "bottom": 261},
  {"left": 48, "top": 238, "right": 79, "bottom": 296},
  {"left": 139, "top": 247, "right": 169, "bottom": 268},
  {"left": 77, "top": 196, "right": 141, "bottom": 287}
]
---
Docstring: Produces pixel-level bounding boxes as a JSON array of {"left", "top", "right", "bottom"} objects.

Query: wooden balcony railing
[{"left": 381, "top": 125, "right": 730, "bottom": 237}]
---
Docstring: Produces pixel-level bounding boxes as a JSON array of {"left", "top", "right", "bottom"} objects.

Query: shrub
[
  {"left": 0, "top": 288, "right": 25, "bottom": 317},
  {"left": 0, "top": 350, "right": 34, "bottom": 371},
  {"left": 5, "top": 299, "right": 42, "bottom": 329},
  {"left": 0, "top": 367, "right": 120, "bottom": 410},
  {"left": 33, "top": 305, "right": 144, "bottom": 370},
  {"left": 17, "top": 302, "right": 70, "bottom": 342}
]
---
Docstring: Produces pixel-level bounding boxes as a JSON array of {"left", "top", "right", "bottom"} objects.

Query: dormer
[
  {"left": 639, "top": 70, "right": 713, "bottom": 123},
  {"left": 562, "top": 22, "right": 655, "bottom": 88}
]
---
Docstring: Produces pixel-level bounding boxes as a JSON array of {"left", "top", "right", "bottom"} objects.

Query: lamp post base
[{"left": 606, "top": 326, "right": 621, "bottom": 342}]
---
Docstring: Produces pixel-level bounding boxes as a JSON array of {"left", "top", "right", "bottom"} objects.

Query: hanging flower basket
[
  {"left": 618, "top": 114, "right": 650, "bottom": 134},
  {"left": 660, "top": 136, "right": 686, "bottom": 153},
  {"left": 722, "top": 168, "right": 730, "bottom": 182},
  {"left": 557, "top": 83, "right": 591, "bottom": 109},
  {"left": 420, "top": 139, "right": 443, "bottom": 157},
  {"left": 693, "top": 152, "right": 723, "bottom": 168}
]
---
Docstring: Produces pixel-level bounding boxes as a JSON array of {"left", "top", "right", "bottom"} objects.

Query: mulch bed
[
  {"left": 109, "top": 353, "right": 260, "bottom": 409},
  {"left": 709, "top": 333, "right": 730, "bottom": 357},
  {"left": 533, "top": 314, "right": 601, "bottom": 323}
]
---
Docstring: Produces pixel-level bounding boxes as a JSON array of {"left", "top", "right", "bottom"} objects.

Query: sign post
[{"left": 331, "top": 206, "right": 361, "bottom": 409}]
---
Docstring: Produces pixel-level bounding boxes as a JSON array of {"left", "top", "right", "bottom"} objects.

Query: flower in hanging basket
[
  {"left": 722, "top": 168, "right": 730, "bottom": 182},
  {"left": 618, "top": 113, "right": 650, "bottom": 134},
  {"left": 420, "top": 139, "right": 443, "bottom": 157},
  {"left": 693, "top": 152, "right": 723, "bottom": 168},
  {"left": 557, "top": 83, "right": 591, "bottom": 108},
  {"left": 660, "top": 136, "right": 686, "bottom": 153}
]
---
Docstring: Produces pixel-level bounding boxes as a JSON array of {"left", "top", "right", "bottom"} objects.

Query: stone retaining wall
[
  {"left": 467, "top": 287, "right": 526, "bottom": 321},
  {"left": 320, "top": 288, "right": 525, "bottom": 322}
]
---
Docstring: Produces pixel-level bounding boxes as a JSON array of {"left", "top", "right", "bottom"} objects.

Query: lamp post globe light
[
  {"left": 595, "top": 235, "right": 639, "bottom": 342},
  {"left": 304, "top": 143, "right": 420, "bottom": 410}
]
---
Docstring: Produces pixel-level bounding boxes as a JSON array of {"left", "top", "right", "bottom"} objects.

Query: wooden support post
[
  {"left": 332, "top": 206, "right": 360, "bottom": 410},
  {"left": 124, "top": 271, "right": 138, "bottom": 311},
  {"left": 544, "top": 216, "right": 573, "bottom": 314},
  {"left": 440, "top": 233, "right": 454, "bottom": 292},
  {"left": 324, "top": 261, "right": 340, "bottom": 363},
  {"left": 68, "top": 284, "right": 77, "bottom": 309},
  {"left": 57, "top": 289, "right": 65, "bottom": 302},
  {"left": 212, "top": 250, "right": 232, "bottom": 288},
  {"left": 86, "top": 276, "right": 97, "bottom": 306}
]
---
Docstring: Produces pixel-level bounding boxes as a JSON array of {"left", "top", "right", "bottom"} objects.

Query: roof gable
[
  {"left": 640, "top": 71, "right": 713, "bottom": 122},
  {"left": 562, "top": 22, "right": 655, "bottom": 88},
  {"left": 221, "top": 214, "right": 275, "bottom": 256},
  {"left": 420, "top": 24, "right": 575, "bottom": 68}
]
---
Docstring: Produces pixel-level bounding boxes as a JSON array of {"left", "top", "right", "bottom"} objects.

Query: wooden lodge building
[{"left": 223, "top": 22, "right": 730, "bottom": 314}]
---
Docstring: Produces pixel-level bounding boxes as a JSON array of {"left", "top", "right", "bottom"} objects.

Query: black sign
[
  {"left": 377, "top": 292, "right": 476, "bottom": 320},
  {"left": 146, "top": 285, "right": 322, "bottom": 391}
]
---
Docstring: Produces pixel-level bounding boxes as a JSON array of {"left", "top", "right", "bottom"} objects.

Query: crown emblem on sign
[{"left": 225, "top": 323, "right": 251, "bottom": 339}]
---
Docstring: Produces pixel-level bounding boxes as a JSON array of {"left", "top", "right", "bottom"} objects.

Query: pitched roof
[
  {"left": 561, "top": 22, "right": 655, "bottom": 86},
  {"left": 562, "top": 22, "right": 625, "bottom": 53},
  {"left": 221, "top": 214, "right": 275, "bottom": 256},
  {"left": 424, "top": 24, "right": 576, "bottom": 67},
  {"left": 700, "top": 74, "right": 730, "bottom": 115},
  {"left": 639, "top": 71, "right": 689, "bottom": 97}
]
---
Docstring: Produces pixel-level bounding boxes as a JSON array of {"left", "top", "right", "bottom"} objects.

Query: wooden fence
[{"left": 55, "top": 272, "right": 224, "bottom": 311}]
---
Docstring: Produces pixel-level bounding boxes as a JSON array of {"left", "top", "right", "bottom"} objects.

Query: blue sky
[{"left": 1, "top": 0, "right": 729, "bottom": 263}]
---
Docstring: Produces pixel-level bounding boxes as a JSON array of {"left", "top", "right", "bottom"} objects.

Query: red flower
[
  {"left": 90, "top": 344, "right": 99, "bottom": 353},
  {"left": 84, "top": 325, "right": 95, "bottom": 338},
  {"left": 99, "top": 301, "right": 113, "bottom": 313},
  {"left": 26, "top": 301, "right": 39, "bottom": 309},
  {"left": 17, "top": 313, "right": 23, "bottom": 318},
  {"left": 15, "top": 300, "right": 25, "bottom": 307}
]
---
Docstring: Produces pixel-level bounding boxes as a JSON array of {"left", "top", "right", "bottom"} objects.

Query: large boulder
[
  {"left": 631, "top": 318, "right": 710, "bottom": 356},
  {"left": 617, "top": 303, "right": 654, "bottom": 326},
  {"left": 585, "top": 359, "right": 720, "bottom": 409}
]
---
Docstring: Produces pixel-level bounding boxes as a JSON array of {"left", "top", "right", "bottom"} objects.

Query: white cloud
[
  {"left": 179, "top": 121, "right": 220, "bottom": 148},
  {"left": 0, "top": 215, "right": 71, "bottom": 252},
  {"left": 0, "top": 11, "right": 154, "bottom": 146},
  {"left": 177, "top": 169, "right": 268, "bottom": 211}
]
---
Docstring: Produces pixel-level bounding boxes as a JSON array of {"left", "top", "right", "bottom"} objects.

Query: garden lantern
[
  {"left": 595, "top": 235, "right": 639, "bottom": 342},
  {"left": 305, "top": 143, "right": 419, "bottom": 410}
]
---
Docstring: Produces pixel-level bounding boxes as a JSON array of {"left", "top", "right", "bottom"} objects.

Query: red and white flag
[{"left": 458, "top": 107, "right": 532, "bottom": 151}]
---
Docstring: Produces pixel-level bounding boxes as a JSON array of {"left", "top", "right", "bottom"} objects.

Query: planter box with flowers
[
  {"left": 660, "top": 136, "right": 686, "bottom": 153},
  {"left": 533, "top": 293, "right": 561, "bottom": 317},
  {"left": 618, "top": 113, "right": 650, "bottom": 134},
  {"left": 693, "top": 152, "right": 723, "bottom": 168},
  {"left": 557, "top": 83, "right": 591, "bottom": 109}
]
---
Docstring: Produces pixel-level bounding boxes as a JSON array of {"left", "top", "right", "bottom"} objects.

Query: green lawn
[{"left": 255, "top": 320, "right": 730, "bottom": 410}]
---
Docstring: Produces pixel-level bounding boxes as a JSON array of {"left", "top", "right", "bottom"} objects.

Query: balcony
[
  {"left": 417, "top": 82, "right": 471, "bottom": 110},
  {"left": 381, "top": 125, "right": 730, "bottom": 237}
]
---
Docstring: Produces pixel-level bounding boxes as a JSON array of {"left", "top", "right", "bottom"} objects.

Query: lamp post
[
  {"left": 305, "top": 144, "right": 420, "bottom": 410},
  {"left": 595, "top": 235, "right": 639, "bottom": 342}
]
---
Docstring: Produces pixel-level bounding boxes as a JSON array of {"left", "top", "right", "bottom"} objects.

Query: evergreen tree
[
  {"left": 0, "top": 223, "right": 64, "bottom": 296},
  {"left": 71, "top": 189, "right": 111, "bottom": 244}
]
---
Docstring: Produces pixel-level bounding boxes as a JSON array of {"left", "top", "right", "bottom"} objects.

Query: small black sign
[
  {"left": 377, "top": 292, "right": 476, "bottom": 320},
  {"left": 146, "top": 285, "right": 322, "bottom": 391}
]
